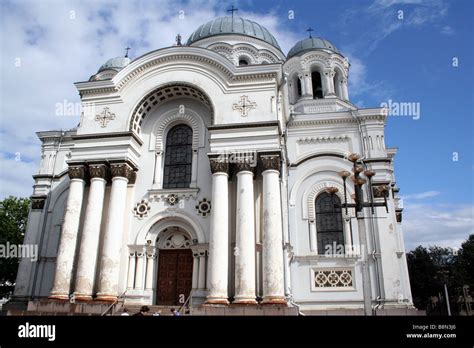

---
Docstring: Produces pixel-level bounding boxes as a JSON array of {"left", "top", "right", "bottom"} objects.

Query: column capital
[
  {"left": 110, "top": 162, "right": 135, "bottom": 183},
  {"left": 234, "top": 158, "right": 256, "bottom": 174},
  {"left": 68, "top": 164, "right": 87, "bottom": 180},
  {"left": 260, "top": 153, "right": 281, "bottom": 172},
  {"left": 209, "top": 158, "right": 229, "bottom": 175},
  {"left": 88, "top": 163, "right": 109, "bottom": 180}
]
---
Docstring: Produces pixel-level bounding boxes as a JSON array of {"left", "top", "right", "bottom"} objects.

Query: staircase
[{"left": 118, "top": 304, "right": 189, "bottom": 316}]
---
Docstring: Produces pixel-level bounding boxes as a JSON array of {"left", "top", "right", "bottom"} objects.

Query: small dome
[
  {"left": 287, "top": 37, "right": 340, "bottom": 58},
  {"left": 97, "top": 56, "right": 131, "bottom": 73},
  {"left": 187, "top": 16, "right": 281, "bottom": 51}
]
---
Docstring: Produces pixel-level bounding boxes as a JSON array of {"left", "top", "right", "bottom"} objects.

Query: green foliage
[
  {"left": 407, "top": 235, "right": 474, "bottom": 313},
  {"left": 0, "top": 196, "right": 30, "bottom": 298}
]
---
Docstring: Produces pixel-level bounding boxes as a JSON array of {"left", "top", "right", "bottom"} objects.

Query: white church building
[{"left": 12, "top": 16, "right": 415, "bottom": 315}]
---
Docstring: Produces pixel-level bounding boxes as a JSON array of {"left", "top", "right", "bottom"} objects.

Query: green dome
[
  {"left": 98, "top": 56, "right": 131, "bottom": 73},
  {"left": 187, "top": 16, "right": 281, "bottom": 51},
  {"left": 287, "top": 37, "right": 340, "bottom": 58}
]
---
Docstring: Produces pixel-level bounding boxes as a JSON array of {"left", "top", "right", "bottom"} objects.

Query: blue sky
[{"left": 0, "top": 0, "right": 472, "bottom": 249}]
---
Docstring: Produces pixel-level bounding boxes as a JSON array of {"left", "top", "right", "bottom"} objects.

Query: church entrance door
[{"left": 156, "top": 249, "right": 193, "bottom": 305}]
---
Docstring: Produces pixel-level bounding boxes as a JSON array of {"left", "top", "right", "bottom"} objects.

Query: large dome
[
  {"left": 287, "top": 37, "right": 340, "bottom": 59},
  {"left": 187, "top": 16, "right": 281, "bottom": 51}
]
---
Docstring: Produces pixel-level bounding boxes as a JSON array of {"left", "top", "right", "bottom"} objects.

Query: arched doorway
[{"left": 155, "top": 227, "right": 193, "bottom": 305}]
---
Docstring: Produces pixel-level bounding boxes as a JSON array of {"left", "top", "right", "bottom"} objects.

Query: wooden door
[{"left": 156, "top": 249, "right": 193, "bottom": 305}]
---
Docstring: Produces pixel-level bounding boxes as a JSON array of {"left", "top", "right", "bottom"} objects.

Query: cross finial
[
  {"left": 125, "top": 46, "right": 131, "bottom": 58},
  {"left": 175, "top": 34, "right": 182, "bottom": 46},
  {"left": 306, "top": 27, "right": 314, "bottom": 38},
  {"left": 227, "top": 5, "right": 238, "bottom": 18}
]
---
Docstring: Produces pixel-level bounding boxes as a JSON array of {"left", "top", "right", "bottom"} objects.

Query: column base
[
  {"left": 48, "top": 293, "right": 70, "bottom": 301},
  {"left": 232, "top": 298, "right": 258, "bottom": 305},
  {"left": 73, "top": 294, "right": 93, "bottom": 302},
  {"left": 205, "top": 297, "right": 229, "bottom": 306},
  {"left": 261, "top": 296, "right": 287, "bottom": 306},
  {"left": 95, "top": 294, "right": 118, "bottom": 302}
]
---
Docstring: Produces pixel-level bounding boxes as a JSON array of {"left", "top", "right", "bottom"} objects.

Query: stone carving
[
  {"left": 31, "top": 196, "right": 46, "bottom": 210},
  {"left": 88, "top": 164, "right": 109, "bottom": 180},
  {"left": 95, "top": 107, "right": 116, "bottom": 128},
  {"left": 260, "top": 154, "right": 281, "bottom": 172},
  {"left": 195, "top": 198, "right": 211, "bottom": 217},
  {"left": 110, "top": 163, "right": 134, "bottom": 181},
  {"left": 166, "top": 194, "right": 179, "bottom": 206},
  {"left": 314, "top": 269, "right": 353, "bottom": 288},
  {"left": 209, "top": 158, "right": 229, "bottom": 174},
  {"left": 68, "top": 165, "right": 87, "bottom": 180},
  {"left": 234, "top": 158, "right": 256, "bottom": 173},
  {"left": 232, "top": 95, "right": 257, "bottom": 117},
  {"left": 133, "top": 199, "right": 151, "bottom": 219}
]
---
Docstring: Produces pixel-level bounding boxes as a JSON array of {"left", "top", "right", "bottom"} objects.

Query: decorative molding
[
  {"left": 95, "top": 107, "right": 116, "bottom": 128},
  {"left": 148, "top": 188, "right": 199, "bottom": 202},
  {"left": 232, "top": 95, "right": 257, "bottom": 117},
  {"left": 195, "top": 198, "right": 211, "bottom": 217},
  {"left": 133, "top": 200, "right": 151, "bottom": 219},
  {"left": 297, "top": 135, "right": 349, "bottom": 144},
  {"left": 234, "top": 158, "right": 256, "bottom": 174}
]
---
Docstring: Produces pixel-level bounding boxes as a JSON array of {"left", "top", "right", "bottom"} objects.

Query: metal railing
[{"left": 101, "top": 290, "right": 127, "bottom": 316}]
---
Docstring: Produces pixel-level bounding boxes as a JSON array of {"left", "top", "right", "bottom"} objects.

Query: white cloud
[
  {"left": 0, "top": 0, "right": 298, "bottom": 199},
  {"left": 441, "top": 25, "right": 454, "bottom": 35},
  {"left": 402, "top": 203, "right": 473, "bottom": 250},
  {"left": 402, "top": 190, "right": 440, "bottom": 200}
]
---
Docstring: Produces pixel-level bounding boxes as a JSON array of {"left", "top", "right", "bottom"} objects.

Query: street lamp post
[{"left": 327, "top": 153, "right": 389, "bottom": 316}]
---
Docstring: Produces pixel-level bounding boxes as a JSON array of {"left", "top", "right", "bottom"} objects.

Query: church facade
[{"left": 13, "top": 16, "right": 414, "bottom": 314}]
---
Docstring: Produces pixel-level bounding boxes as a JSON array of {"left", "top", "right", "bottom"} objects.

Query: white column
[
  {"left": 135, "top": 250, "right": 145, "bottom": 290},
  {"left": 323, "top": 69, "right": 336, "bottom": 97},
  {"left": 190, "top": 149, "right": 198, "bottom": 188},
  {"left": 205, "top": 159, "right": 229, "bottom": 304},
  {"left": 73, "top": 164, "right": 108, "bottom": 301},
  {"left": 302, "top": 72, "right": 313, "bottom": 98},
  {"left": 343, "top": 215, "right": 354, "bottom": 255},
  {"left": 261, "top": 154, "right": 286, "bottom": 305},
  {"left": 127, "top": 251, "right": 136, "bottom": 289},
  {"left": 309, "top": 222, "right": 317, "bottom": 253},
  {"left": 234, "top": 159, "right": 257, "bottom": 305},
  {"left": 96, "top": 163, "right": 133, "bottom": 301},
  {"left": 49, "top": 165, "right": 86, "bottom": 300},
  {"left": 192, "top": 251, "right": 199, "bottom": 290},
  {"left": 152, "top": 151, "right": 163, "bottom": 189},
  {"left": 341, "top": 78, "right": 349, "bottom": 101},
  {"left": 145, "top": 249, "right": 156, "bottom": 290},
  {"left": 198, "top": 250, "right": 206, "bottom": 290}
]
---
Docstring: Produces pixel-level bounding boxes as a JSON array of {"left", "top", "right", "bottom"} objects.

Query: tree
[
  {"left": 457, "top": 235, "right": 474, "bottom": 287},
  {"left": 0, "top": 196, "right": 30, "bottom": 298},
  {"left": 407, "top": 246, "right": 439, "bottom": 310}
]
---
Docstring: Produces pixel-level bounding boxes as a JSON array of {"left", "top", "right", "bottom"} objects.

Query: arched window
[
  {"left": 334, "top": 70, "right": 342, "bottom": 98},
  {"left": 297, "top": 77, "right": 302, "bottom": 99},
  {"left": 311, "top": 70, "right": 323, "bottom": 99},
  {"left": 163, "top": 124, "right": 193, "bottom": 189},
  {"left": 315, "top": 192, "right": 344, "bottom": 254},
  {"left": 238, "top": 57, "right": 249, "bottom": 66}
]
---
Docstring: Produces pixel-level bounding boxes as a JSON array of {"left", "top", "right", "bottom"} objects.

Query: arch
[
  {"left": 129, "top": 83, "right": 215, "bottom": 134},
  {"left": 304, "top": 180, "right": 347, "bottom": 222},
  {"left": 152, "top": 108, "right": 206, "bottom": 152},
  {"left": 136, "top": 210, "right": 206, "bottom": 245}
]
